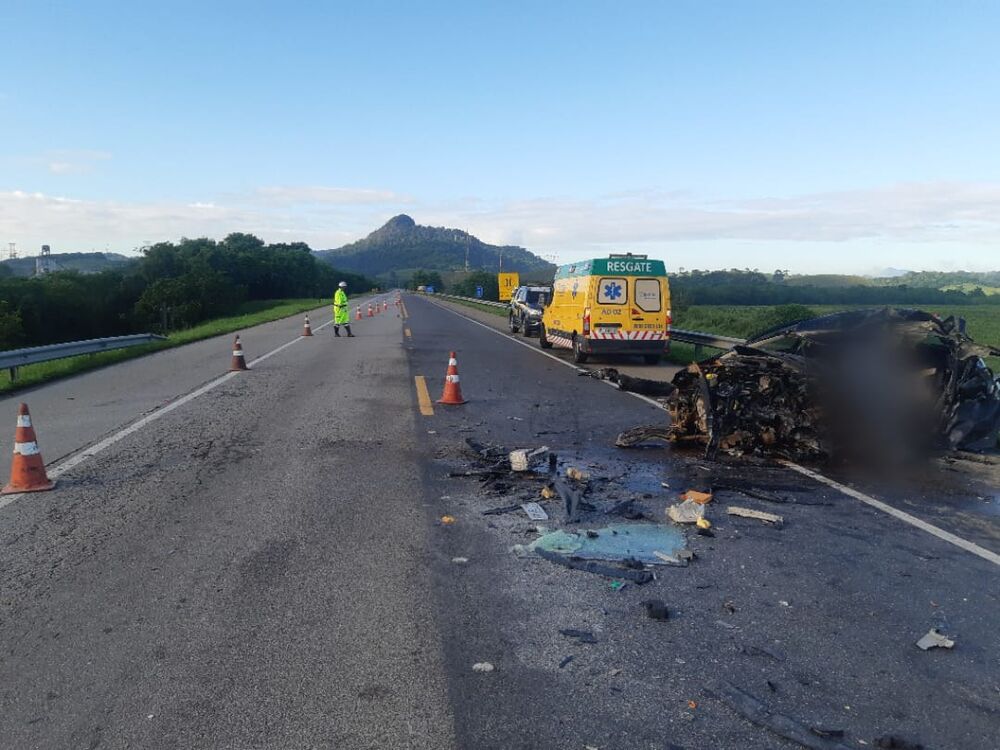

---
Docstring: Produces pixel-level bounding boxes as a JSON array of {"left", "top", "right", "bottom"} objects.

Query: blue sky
[{"left": 2, "top": 0, "right": 998, "bottom": 273}]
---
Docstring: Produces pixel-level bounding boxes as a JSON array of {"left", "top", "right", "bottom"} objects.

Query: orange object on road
[
  {"left": 681, "top": 489, "right": 712, "bottom": 504},
  {"left": 356, "top": 306, "right": 362, "bottom": 321},
  {"left": 437, "top": 351, "right": 467, "bottom": 405},
  {"left": 368, "top": 303, "right": 374, "bottom": 317},
  {"left": 382, "top": 300, "right": 388, "bottom": 312},
  {"left": 230, "top": 335, "right": 249, "bottom": 371},
  {"left": 2, "top": 403, "right": 55, "bottom": 494},
  {"left": 302, "top": 315, "right": 313, "bottom": 336}
]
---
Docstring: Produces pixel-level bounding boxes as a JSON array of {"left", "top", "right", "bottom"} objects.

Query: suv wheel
[
  {"left": 509, "top": 313, "right": 519, "bottom": 334},
  {"left": 521, "top": 315, "right": 533, "bottom": 337}
]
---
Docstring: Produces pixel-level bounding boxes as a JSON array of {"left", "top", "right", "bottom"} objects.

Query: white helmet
[{"left": 338, "top": 281, "right": 347, "bottom": 288}]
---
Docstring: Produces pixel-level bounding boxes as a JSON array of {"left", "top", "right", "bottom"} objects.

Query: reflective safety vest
[{"left": 333, "top": 288, "right": 350, "bottom": 324}]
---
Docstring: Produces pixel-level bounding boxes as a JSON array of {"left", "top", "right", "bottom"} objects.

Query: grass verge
[{"left": 0, "top": 298, "right": 328, "bottom": 395}]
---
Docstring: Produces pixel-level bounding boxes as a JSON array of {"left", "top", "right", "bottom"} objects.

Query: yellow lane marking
[
  {"left": 414, "top": 375, "right": 434, "bottom": 416},
  {"left": 401, "top": 301, "right": 409, "bottom": 319},
  {"left": 404, "top": 327, "right": 412, "bottom": 338}
]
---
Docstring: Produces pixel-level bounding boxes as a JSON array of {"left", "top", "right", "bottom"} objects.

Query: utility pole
[
  {"left": 465, "top": 231, "right": 470, "bottom": 272},
  {"left": 7, "top": 242, "right": 16, "bottom": 260}
]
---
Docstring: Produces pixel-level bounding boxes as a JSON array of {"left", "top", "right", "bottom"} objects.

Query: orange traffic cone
[
  {"left": 2, "top": 404, "right": 55, "bottom": 494},
  {"left": 437, "top": 351, "right": 467, "bottom": 405},
  {"left": 230, "top": 335, "right": 249, "bottom": 371},
  {"left": 356, "top": 306, "right": 362, "bottom": 321},
  {"left": 382, "top": 301, "right": 388, "bottom": 312},
  {"left": 368, "top": 303, "right": 374, "bottom": 318},
  {"left": 302, "top": 316, "right": 313, "bottom": 337}
]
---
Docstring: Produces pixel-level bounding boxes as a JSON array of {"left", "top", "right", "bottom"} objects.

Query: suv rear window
[
  {"left": 525, "top": 290, "right": 549, "bottom": 304},
  {"left": 634, "top": 279, "right": 661, "bottom": 312}
]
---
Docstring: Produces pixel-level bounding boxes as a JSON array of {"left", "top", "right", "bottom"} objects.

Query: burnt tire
[{"left": 539, "top": 324, "right": 553, "bottom": 349}]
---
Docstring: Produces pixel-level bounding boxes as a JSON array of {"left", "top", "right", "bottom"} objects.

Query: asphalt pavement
[{"left": 0, "top": 292, "right": 997, "bottom": 749}]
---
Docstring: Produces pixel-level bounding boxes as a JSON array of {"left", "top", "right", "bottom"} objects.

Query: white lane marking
[
  {"left": 0, "top": 309, "right": 348, "bottom": 511},
  {"left": 422, "top": 297, "right": 663, "bottom": 409},
  {"left": 423, "top": 296, "right": 1000, "bottom": 567},
  {"left": 783, "top": 461, "right": 1000, "bottom": 568}
]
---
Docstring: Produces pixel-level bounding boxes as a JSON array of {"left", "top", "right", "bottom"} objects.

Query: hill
[
  {"left": 0, "top": 251, "right": 134, "bottom": 277},
  {"left": 314, "top": 215, "right": 556, "bottom": 284}
]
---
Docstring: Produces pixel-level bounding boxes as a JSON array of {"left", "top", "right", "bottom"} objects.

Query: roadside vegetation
[
  {"left": 0, "top": 233, "right": 374, "bottom": 351},
  {"left": 0, "top": 298, "right": 327, "bottom": 395}
]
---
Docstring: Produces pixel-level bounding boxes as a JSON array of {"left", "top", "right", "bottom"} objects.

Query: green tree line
[
  {"left": 0, "top": 234, "right": 374, "bottom": 350},
  {"left": 670, "top": 269, "right": 1000, "bottom": 311}
]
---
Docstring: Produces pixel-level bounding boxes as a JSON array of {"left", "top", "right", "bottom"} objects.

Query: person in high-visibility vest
[{"left": 333, "top": 281, "right": 354, "bottom": 337}]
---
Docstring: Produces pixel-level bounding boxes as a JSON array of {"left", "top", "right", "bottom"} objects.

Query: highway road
[{"left": 1, "top": 293, "right": 997, "bottom": 749}]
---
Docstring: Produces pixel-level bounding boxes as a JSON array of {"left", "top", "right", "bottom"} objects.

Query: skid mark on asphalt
[
  {"left": 414, "top": 376, "right": 434, "bottom": 416},
  {"left": 0, "top": 304, "right": 382, "bottom": 512},
  {"left": 421, "top": 295, "right": 1000, "bottom": 568}
]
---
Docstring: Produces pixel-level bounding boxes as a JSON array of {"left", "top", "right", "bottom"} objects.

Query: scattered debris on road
[
  {"left": 680, "top": 489, "right": 712, "bottom": 504},
  {"left": 643, "top": 599, "right": 669, "bottom": 620},
  {"left": 726, "top": 506, "right": 784, "bottom": 525},
  {"left": 510, "top": 446, "right": 549, "bottom": 471},
  {"left": 916, "top": 627, "right": 956, "bottom": 651},
  {"left": 518, "top": 523, "right": 687, "bottom": 566},
  {"left": 440, "top": 515, "right": 456, "bottom": 525},
  {"left": 705, "top": 680, "right": 854, "bottom": 750},
  {"left": 584, "top": 367, "right": 677, "bottom": 398},
  {"left": 667, "top": 499, "right": 705, "bottom": 525},
  {"left": 559, "top": 628, "right": 598, "bottom": 644},
  {"left": 521, "top": 501, "right": 549, "bottom": 520},
  {"left": 615, "top": 425, "right": 672, "bottom": 448},
  {"left": 472, "top": 662, "right": 495, "bottom": 673}
]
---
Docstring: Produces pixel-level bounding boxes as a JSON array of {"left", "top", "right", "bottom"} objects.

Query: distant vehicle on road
[
  {"left": 539, "top": 254, "right": 671, "bottom": 364},
  {"left": 508, "top": 285, "right": 552, "bottom": 336}
]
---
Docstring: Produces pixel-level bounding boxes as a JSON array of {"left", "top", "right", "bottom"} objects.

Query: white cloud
[{"left": 1, "top": 181, "right": 998, "bottom": 272}]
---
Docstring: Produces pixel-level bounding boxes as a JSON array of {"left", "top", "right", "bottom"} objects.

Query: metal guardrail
[
  {"left": 1, "top": 334, "right": 167, "bottom": 380},
  {"left": 429, "top": 293, "right": 746, "bottom": 352}
]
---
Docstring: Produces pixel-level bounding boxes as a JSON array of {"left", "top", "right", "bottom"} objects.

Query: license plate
[{"left": 596, "top": 326, "right": 619, "bottom": 334}]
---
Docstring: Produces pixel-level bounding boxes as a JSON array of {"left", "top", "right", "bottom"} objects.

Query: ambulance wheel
[
  {"left": 572, "top": 336, "right": 589, "bottom": 363},
  {"left": 539, "top": 324, "right": 553, "bottom": 349},
  {"left": 643, "top": 354, "right": 660, "bottom": 365}
]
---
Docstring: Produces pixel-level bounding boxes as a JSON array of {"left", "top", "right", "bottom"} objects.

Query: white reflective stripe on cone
[
  {"left": 14, "top": 441, "right": 40, "bottom": 455},
  {"left": 16, "top": 415, "right": 31, "bottom": 428},
  {"left": 447, "top": 375, "right": 460, "bottom": 383},
  {"left": 233, "top": 351, "right": 243, "bottom": 357},
  {"left": 448, "top": 359, "right": 458, "bottom": 366}
]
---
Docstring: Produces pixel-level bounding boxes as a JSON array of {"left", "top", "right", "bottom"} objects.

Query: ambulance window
[
  {"left": 598, "top": 278, "right": 628, "bottom": 304},
  {"left": 635, "top": 279, "right": 661, "bottom": 312}
]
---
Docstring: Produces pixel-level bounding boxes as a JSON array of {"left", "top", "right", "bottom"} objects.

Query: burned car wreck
[{"left": 667, "top": 308, "right": 1000, "bottom": 462}]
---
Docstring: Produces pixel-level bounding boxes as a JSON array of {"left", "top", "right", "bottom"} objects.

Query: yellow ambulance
[{"left": 538, "top": 253, "right": 671, "bottom": 364}]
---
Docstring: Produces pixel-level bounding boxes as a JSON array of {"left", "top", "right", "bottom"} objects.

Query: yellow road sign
[{"left": 498, "top": 272, "right": 520, "bottom": 301}]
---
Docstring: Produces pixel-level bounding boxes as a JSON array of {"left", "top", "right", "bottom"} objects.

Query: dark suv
[{"left": 508, "top": 285, "right": 552, "bottom": 336}]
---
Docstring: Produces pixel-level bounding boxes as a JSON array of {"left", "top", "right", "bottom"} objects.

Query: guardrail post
[{"left": 8, "top": 366, "right": 17, "bottom": 382}]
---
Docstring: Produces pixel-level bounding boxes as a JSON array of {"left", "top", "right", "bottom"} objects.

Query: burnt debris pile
[{"left": 667, "top": 308, "right": 1000, "bottom": 462}]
